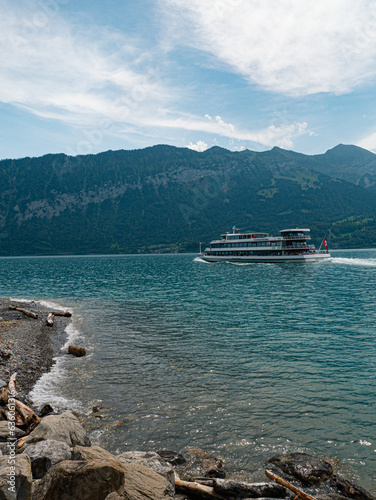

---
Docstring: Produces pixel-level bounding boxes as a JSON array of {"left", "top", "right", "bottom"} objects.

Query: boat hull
[{"left": 198, "top": 253, "right": 331, "bottom": 263}]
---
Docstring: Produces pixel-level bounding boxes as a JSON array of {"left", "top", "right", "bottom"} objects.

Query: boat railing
[
  {"left": 282, "top": 235, "right": 310, "bottom": 240},
  {"left": 284, "top": 245, "right": 310, "bottom": 249}
]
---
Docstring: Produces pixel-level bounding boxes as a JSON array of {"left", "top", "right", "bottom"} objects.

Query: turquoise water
[{"left": 0, "top": 251, "right": 375, "bottom": 491}]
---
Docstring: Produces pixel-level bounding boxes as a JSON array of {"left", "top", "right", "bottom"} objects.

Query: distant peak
[{"left": 325, "top": 143, "right": 374, "bottom": 154}]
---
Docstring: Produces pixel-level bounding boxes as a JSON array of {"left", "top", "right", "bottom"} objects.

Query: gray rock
[
  {"left": 268, "top": 452, "right": 333, "bottom": 485},
  {"left": 0, "top": 379, "right": 6, "bottom": 388},
  {"left": 117, "top": 451, "right": 175, "bottom": 490},
  {"left": 20, "top": 411, "right": 91, "bottom": 450},
  {"left": 183, "top": 447, "right": 226, "bottom": 479},
  {"left": 0, "top": 421, "right": 26, "bottom": 442},
  {"left": 157, "top": 449, "right": 186, "bottom": 466},
  {"left": 0, "top": 454, "right": 32, "bottom": 500},
  {"left": 213, "top": 478, "right": 288, "bottom": 498},
  {"left": 0, "top": 443, "right": 10, "bottom": 456},
  {"left": 22, "top": 439, "right": 72, "bottom": 479},
  {"left": 32, "top": 459, "right": 174, "bottom": 500}
]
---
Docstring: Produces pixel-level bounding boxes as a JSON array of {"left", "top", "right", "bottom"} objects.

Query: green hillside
[{"left": 1, "top": 144, "right": 376, "bottom": 255}]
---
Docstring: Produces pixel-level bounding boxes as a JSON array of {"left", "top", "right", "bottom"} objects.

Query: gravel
[{"left": 0, "top": 299, "right": 70, "bottom": 397}]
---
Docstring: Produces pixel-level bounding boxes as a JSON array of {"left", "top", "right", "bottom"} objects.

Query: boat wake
[
  {"left": 193, "top": 256, "right": 210, "bottom": 263},
  {"left": 331, "top": 257, "right": 376, "bottom": 267}
]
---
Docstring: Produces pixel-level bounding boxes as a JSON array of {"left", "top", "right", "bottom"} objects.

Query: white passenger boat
[{"left": 199, "top": 227, "right": 330, "bottom": 263}]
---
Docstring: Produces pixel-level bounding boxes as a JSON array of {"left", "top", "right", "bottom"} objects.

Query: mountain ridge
[{"left": 1, "top": 143, "right": 376, "bottom": 255}]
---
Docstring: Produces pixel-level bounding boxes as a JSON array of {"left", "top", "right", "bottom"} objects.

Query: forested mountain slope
[{"left": 1, "top": 144, "right": 376, "bottom": 255}]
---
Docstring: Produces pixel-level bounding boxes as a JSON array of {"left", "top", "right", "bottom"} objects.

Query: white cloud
[
  {"left": 0, "top": 1, "right": 316, "bottom": 152},
  {"left": 0, "top": 1, "right": 170, "bottom": 130},
  {"left": 186, "top": 140, "right": 209, "bottom": 152},
  {"left": 146, "top": 114, "right": 315, "bottom": 148},
  {"left": 159, "top": 0, "right": 376, "bottom": 96},
  {"left": 356, "top": 132, "right": 376, "bottom": 152}
]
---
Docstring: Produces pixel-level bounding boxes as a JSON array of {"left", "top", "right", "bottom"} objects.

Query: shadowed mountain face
[{"left": 1, "top": 144, "right": 376, "bottom": 255}]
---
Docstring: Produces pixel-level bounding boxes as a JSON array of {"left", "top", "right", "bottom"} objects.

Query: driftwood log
[
  {"left": 46, "top": 313, "right": 54, "bottom": 327},
  {"left": 175, "top": 478, "right": 225, "bottom": 500},
  {"left": 9, "top": 305, "right": 38, "bottom": 319},
  {"left": 3, "top": 373, "right": 40, "bottom": 431},
  {"left": 52, "top": 311, "right": 72, "bottom": 317},
  {"left": 265, "top": 470, "right": 317, "bottom": 500},
  {"left": 8, "top": 372, "right": 17, "bottom": 397}
]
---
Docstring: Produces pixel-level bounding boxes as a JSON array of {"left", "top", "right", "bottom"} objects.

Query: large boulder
[
  {"left": 72, "top": 445, "right": 119, "bottom": 462},
  {"left": 0, "top": 454, "right": 32, "bottom": 500},
  {"left": 268, "top": 452, "right": 333, "bottom": 485},
  {"left": 0, "top": 421, "right": 25, "bottom": 442},
  {"left": 117, "top": 451, "right": 174, "bottom": 490},
  {"left": 212, "top": 478, "right": 287, "bottom": 498},
  {"left": 32, "top": 459, "right": 174, "bottom": 500},
  {"left": 20, "top": 412, "right": 91, "bottom": 450},
  {"left": 120, "top": 461, "right": 174, "bottom": 500},
  {"left": 32, "top": 459, "right": 124, "bottom": 500},
  {"left": 22, "top": 439, "right": 72, "bottom": 479}
]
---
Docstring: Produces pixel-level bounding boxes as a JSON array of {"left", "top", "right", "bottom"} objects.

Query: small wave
[
  {"left": 38, "top": 300, "right": 68, "bottom": 312},
  {"left": 30, "top": 320, "right": 84, "bottom": 410},
  {"left": 29, "top": 356, "right": 82, "bottom": 410},
  {"left": 331, "top": 257, "right": 376, "bottom": 267},
  {"left": 9, "top": 297, "right": 68, "bottom": 311},
  {"left": 61, "top": 322, "right": 83, "bottom": 351}
]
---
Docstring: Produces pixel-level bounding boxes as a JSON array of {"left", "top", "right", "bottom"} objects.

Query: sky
[{"left": 2, "top": 0, "right": 376, "bottom": 159}]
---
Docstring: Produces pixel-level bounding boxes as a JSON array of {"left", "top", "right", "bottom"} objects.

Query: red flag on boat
[{"left": 322, "top": 236, "right": 328, "bottom": 251}]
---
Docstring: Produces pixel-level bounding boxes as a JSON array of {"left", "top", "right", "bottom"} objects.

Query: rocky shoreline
[
  {"left": 0, "top": 299, "right": 374, "bottom": 499},
  {"left": 0, "top": 299, "right": 70, "bottom": 397}
]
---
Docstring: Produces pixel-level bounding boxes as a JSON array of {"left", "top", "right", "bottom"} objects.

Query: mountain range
[{"left": 1, "top": 143, "right": 376, "bottom": 256}]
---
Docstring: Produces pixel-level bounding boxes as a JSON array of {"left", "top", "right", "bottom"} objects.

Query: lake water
[{"left": 0, "top": 250, "right": 375, "bottom": 492}]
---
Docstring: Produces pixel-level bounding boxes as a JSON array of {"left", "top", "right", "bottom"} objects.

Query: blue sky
[{"left": 2, "top": 0, "right": 376, "bottom": 159}]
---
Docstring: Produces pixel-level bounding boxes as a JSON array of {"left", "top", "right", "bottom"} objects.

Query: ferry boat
[{"left": 199, "top": 227, "right": 330, "bottom": 263}]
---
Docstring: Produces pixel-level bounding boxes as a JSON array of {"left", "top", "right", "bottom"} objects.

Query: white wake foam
[
  {"left": 193, "top": 256, "right": 210, "bottom": 263},
  {"left": 331, "top": 257, "right": 376, "bottom": 267}
]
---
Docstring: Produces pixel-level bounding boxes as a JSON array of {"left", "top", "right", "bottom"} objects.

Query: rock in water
[
  {"left": 38, "top": 404, "right": 54, "bottom": 418},
  {"left": 330, "top": 475, "right": 376, "bottom": 500},
  {"left": 22, "top": 439, "right": 72, "bottom": 479},
  {"left": 68, "top": 344, "right": 86, "bottom": 357},
  {"left": 157, "top": 449, "right": 186, "bottom": 466},
  {"left": 20, "top": 411, "right": 91, "bottom": 450},
  {"left": 184, "top": 447, "right": 226, "bottom": 478},
  {"left": 268, "top": 452, "right": 333, "bottom": 485},
  {"left": 0, "top": 454, "right": 32, "bottom": 500}
]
